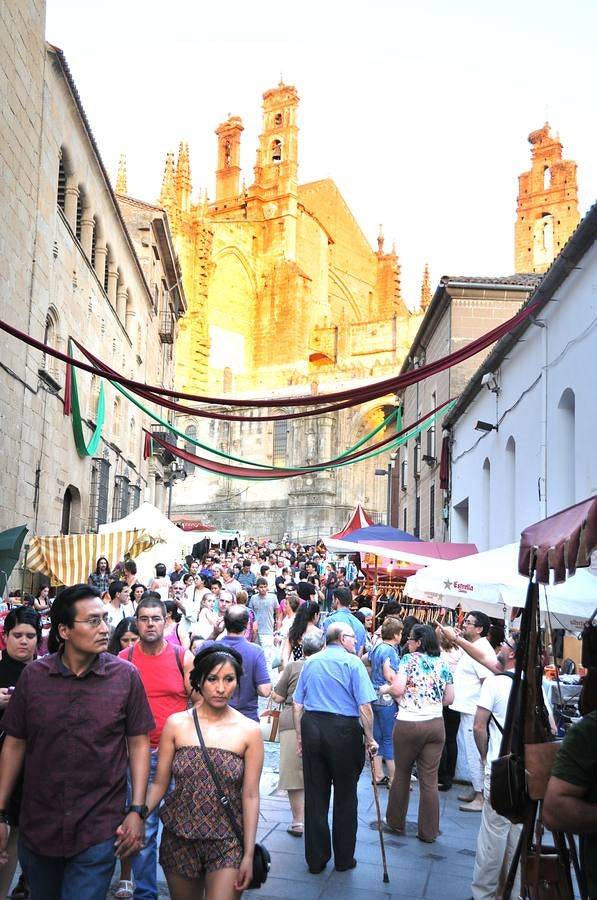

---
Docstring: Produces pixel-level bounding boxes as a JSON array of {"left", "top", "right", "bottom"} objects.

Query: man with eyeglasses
[
  {"left": 119, "top": 594, "right": 194, "bottom": 900},
  {"left": 449, "top": 611, "right": 496, "bottom": 812},
  {"left": 0, "top": 584, "right": 154, "bottom": 900},
  {"left": 471, "top": 633, "right": 522, "bottom": 899},
  {"left": 293, "top": 622, "right": 378, "bottom": 875}
]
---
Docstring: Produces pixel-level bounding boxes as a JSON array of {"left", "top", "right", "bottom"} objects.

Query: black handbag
[{"left": 192, "top": 708, "right": 271, "bottom": 889}]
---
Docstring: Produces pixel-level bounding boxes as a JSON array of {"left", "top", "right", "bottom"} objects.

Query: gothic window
[
  {"left": 272, "top": 420, "right": 287, "bottom": 466},
  {"left": 543, "top": 166, "right": 551, "bottom": 190},
  {"left": 414, "top": 495, "right": 421, "bottom": 538},
  {"left": 271, "top": 140, "right": 282, "bottom": 164}
]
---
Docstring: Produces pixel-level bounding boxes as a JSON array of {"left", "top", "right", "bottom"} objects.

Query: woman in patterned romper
[{"left": 145, "top": 646, "right": 264, "bottom": 899}]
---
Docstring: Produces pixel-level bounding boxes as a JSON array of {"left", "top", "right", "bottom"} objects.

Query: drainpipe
[{"left": 532, "top": 317, "right": 548, "bottom": 518}]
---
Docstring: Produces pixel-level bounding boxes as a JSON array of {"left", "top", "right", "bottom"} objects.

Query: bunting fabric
[
  {"left": 0, "top": 294, "right": 542, "bottom": 420},
  {"left": 26, "top": 530, "right": 159, "bottom": 587},
  {"left": 68, "top": 340, "right": 105, "bottom": 457}
]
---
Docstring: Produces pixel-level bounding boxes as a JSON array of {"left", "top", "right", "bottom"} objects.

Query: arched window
[
  {"left": 90, "top": 218, "right": 97, "bottom": 268},
  {"left": 129, "top": 417, "right": 136, "bottom": 458},
  {"left": 505, "top": 437, "right": 516, "bottom": 542},
  {"left": 543, "top": 166, "right": 551, "bottom": 190},
  {"left": 61, "top": 485, "right": 81, "bottom": 534},
  {"left": 273, "top": 420, "right": 287, "bottom": 465},
  {"left": 551, "top": 389, "right": 575, "bottom": 512},
  {"left": 75, "top": 186, "right": 84, "bottom": 241},
  {"left": 184, "top": 424, "right": 197, "bottom": 474},
  {"left": 271, "top": 140, "right": 282, "bottom": 163},
  {"left": 113, "top": 397, "right": 122, "bottom": 441},
  {"left": 43, "top": 308, "right": 59, "bottom": 374},
  {"left": 103, "top": 247, "right": 111, "bottom": 293},
  {"left": 481, "top": 457, "right": 491, "bottom": 550},
  {"left": 57, "top": 155, "right": 66, "bottom": 210}
]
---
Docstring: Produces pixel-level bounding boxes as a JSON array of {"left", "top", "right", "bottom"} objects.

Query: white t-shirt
[
  {"left": 106, "top": 601, "right": 134, "bottom": 629},
  {"left": 477, "top": 671, "right": 514, "bottom": 765},
  {"left": 451, "top": 636, "right": 496, "bottom": 714}
]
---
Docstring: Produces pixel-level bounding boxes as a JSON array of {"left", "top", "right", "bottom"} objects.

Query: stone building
[
  {"left": 160, "top": 83, "right": 423, "bottom": 539},
  {"left": 0, "top": 0, "right": 184, "bottom": 584},
  {"left": 396, "top": 275, "right": 541, "bottom": 542},
  {"left": 514, "top": 124, "right": 579, "bottom": 274}
]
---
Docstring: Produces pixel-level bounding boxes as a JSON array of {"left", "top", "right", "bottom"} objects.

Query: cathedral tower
[
  {"left": 514, "top": 124, "right": 579, "bottom": 273},
  {"left": 215, "top": 116, "right": 243, "bottom": 201},
  {"left": 253, "top": 81, "right": 299, "bottom": 198}
]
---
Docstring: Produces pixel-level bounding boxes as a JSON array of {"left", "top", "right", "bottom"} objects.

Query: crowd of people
[{"left": 0, "top": 538, "right": 594, "bottom": 899}]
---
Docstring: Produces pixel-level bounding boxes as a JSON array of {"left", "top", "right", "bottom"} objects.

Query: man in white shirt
[
  {"left": 105, "top": 580, "right": 134, "bottom": 628},
  {"left": 471, "top": 634, "right": 521, "bottom": 899},
  {"left": 450, "top": 611, "right": 496, "bottom": 811}
]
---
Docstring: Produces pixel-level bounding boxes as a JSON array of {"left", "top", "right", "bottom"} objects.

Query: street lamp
[
  {"left": 165, "top": 460, "right": 187, "bottom": 519},
  {"left": 375, "top": 451, "right": 398, "bottom": 525}
]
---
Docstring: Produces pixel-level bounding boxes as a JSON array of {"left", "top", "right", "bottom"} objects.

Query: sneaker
[
  {"left": 457, "top": 789, "right": 475, "bottom": 802},
  {"left": 459, "top": 797, "right": 484, "bottom": 812}
]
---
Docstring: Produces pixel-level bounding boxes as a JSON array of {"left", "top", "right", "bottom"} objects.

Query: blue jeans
[
  {"left": 19, "top": 836, "right": 115, "bottom": 900},
  {"left": 372, "top": 698, "right": 398, "bottom": 759},
  {"left": 132, "top": 747, "right": 173, "bottom": 900}
]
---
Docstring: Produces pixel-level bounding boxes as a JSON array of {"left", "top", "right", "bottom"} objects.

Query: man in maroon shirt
[{"left": 0, "top": 584, "right": 154, "bottom": 900}]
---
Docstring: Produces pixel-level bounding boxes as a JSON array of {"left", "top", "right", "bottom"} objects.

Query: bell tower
[
  {"left": 253, "top": 81, "right": 299, "bottom": 198},
  {"left": 514, "top": 124, "right": 579, "bottom": 273},
  {"left": 215, "top": 116, "right": 243, "bottom": 202}
]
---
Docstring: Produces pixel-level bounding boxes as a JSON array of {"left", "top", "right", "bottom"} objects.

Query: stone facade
[
  {"left": 514, "top": 125, "right": 580, "bottom": 274},
  {"left": 160, "top": 83, "right": 422, "bottom": 539},
  {"left": 397, "top": 276, "right": 541, "bottom": 542},
  {"left": 0, "top": 6, "right": 184, "bottom": 587}
]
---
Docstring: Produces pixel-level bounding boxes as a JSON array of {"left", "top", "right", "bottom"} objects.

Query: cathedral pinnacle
[
  {"left": 160, "top": 151, "right": 176, "bottom": 207},
  {"left": 115, "top": 153, "right": 127, "bottom": 194},
  {"left": 176, "top": 142, "right": 192, "bottom": 212},
  {"left": 377, "top": 224, "right": 384, "bottom": 255},
  {"left": 420, "top": 263, "right": 431, "bottom": 311}
]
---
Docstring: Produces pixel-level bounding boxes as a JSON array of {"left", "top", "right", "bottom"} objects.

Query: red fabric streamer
[
  {"left": 0, "top": 296, "right": 542, "bottom": 418},
  {"left": 143, "top": 431, "right": 153, "bottom": 460}
]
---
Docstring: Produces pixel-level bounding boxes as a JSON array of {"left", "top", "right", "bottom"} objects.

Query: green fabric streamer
[
  {"left": 69, "top": 345, "right": 105, "bottom": 457},
  {"left": 109, "top": 376, "right": 399, "bottom": 470}
]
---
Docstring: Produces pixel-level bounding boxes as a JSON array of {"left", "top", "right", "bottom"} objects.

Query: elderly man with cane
[{"left": 293, "top": 622, "right": 378, "bottom": 874}]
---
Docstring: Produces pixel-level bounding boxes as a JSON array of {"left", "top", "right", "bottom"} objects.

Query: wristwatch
[{"left": 128, "top": 804, "right": 149, "bottom": 820}]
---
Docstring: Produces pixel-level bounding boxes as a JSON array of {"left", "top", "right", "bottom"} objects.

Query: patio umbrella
[{"left": 0, "top": 525, "right": 28, "bottom": 594}]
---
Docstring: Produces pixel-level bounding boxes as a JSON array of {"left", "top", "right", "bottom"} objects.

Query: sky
[{"left": 45, "top": 0, "right": 597, "bottom": 309}]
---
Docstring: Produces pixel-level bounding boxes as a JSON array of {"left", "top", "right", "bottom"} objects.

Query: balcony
[{"left": 159, "top": 307, "right": 175, "bottom": 344}]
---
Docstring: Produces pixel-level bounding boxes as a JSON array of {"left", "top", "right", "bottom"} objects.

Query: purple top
[
  {"left": 1, "top": 652, "right": 154, "bottom": 857},
  {"left": 201, "top": 634, "right": 270, "bottom": 721}
]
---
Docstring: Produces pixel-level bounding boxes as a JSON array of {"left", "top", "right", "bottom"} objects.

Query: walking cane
[{"left": 369, "top": 749, "right": 390, "bottom": 883}]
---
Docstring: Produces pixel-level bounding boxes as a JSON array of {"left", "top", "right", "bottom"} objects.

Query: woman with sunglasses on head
[
  {"left": 383, "top": 623, "right": 454, "bottom": 843},
  {"left": 145, "top": 645, "right": 264, "bottom": 899},
  {"left": 0, "top": 608, "right": 42, "bottom": 900}
]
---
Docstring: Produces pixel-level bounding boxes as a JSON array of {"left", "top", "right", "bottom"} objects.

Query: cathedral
[{"left": 157, "top": 82, "right": 423, "bottom": 539}]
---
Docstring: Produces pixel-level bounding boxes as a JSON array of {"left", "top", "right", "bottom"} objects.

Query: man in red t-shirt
[{"left": 119, "top": 594, "right": 194, "bottom": 900}]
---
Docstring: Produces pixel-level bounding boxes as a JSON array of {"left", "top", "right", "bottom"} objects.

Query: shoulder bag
[{"left": 192, "top": 708, "right": 270, "bottom": 889}]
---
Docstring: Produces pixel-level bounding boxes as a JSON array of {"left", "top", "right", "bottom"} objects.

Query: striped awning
[{"left": 27, "top": 530, "right": 159, "bottom": 587}]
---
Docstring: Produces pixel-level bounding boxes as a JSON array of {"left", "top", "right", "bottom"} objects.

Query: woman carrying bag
[{"left": 146, "top": 645, "right": 264, "bottom": 898}]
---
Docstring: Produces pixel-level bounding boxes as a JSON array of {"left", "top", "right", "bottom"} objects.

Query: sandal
[
  {"left": 287, "top": 823, "right": 304, "bottom": 836},
  {"left": 114, "top": 881, "right": 134, "bottom": 899},
  {"left": 375, "top": 776, "right": 389, "bottom": 786}
]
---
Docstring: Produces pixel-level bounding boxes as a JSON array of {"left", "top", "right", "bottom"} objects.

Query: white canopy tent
[{"left": 404, "top": 542, "right": 597, "bottom": 631}]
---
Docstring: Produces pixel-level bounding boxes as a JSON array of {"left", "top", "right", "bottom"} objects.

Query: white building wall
[{"left": 449, "top": 243, "right": 597, "bottom": 549}]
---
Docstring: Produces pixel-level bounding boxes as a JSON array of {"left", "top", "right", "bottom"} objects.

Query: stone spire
[
  {"left": 377, "top": 224, "right": 384, "bottom": 255},
  {"left": 160, "top": 151, "right": 176, "bottom": 207},
  {"left": 115, "top": 153, "right": 127, "bottom": 194},
  {"left": 420, "top": 263, "right": 431, "bottom": 311},
  {"left": 175, "top": 142, "right": 192, "bottom": 212}
]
